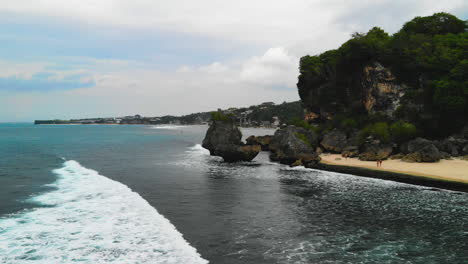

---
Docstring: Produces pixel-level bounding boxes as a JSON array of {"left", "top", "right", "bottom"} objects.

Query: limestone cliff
[{"left": 298, "top": 61, "right": 408, "bottom": 121}]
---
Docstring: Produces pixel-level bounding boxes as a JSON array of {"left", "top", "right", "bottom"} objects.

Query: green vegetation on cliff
[{"left": 298, "top": 12, "right": 467, "bottom": 138}]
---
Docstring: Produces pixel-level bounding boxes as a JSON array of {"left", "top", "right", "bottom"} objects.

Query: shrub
[
  {"left": 390, "top": 121, "right": 418, "bottom": 142},
  {"left": 211, "top": 112, "right": 234, "bottom": 122},
  {"left": 288, "top": 117, "right": 320, "bottom": 134},
  {"left": 359, "top": 122, "right": 390, "bottom": 143}
]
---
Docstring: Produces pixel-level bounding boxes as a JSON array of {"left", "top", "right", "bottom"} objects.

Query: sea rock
[
  {"left": 202, "top": 119, "right": 260, "bottom": 162},
  {"left": 401, "top": 138, "right": 441, "bottom": 162},
  {"left": 213, "top": 144, "right": 262, "bottom": 162},
  {"left": 269, "top": 125, "right": 318, "bottom": 165},
  {"left": 298, "top": 153, "right": 321, "bottom": 168},
  {"left": 320, "top": 129, "right": 348, "bottom": 153},
  {"left": 245, "top": 135, "right": 273, "bottom": 151}
]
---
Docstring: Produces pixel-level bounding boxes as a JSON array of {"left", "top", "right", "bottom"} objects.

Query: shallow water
[{"left": 0, "top": 124, "right": 467, "bottom": 263}]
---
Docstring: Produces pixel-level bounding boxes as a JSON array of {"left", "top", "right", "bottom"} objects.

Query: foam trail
[{"left": 0, "top": 160, "right": 208, "bottom": 264}]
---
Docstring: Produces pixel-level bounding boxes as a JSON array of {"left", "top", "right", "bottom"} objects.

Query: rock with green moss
[
  {"left": 246, "top": 135, "right": 273, "bottom": 151},
  {"left": 202, "top": 119, "right": 260, "bottom": 162},
  {"left": 269, "top": 125, "right": 318, "bottom": 165},
  {"left": 320, "top": 129, "right": 348, "bottom": 153}
]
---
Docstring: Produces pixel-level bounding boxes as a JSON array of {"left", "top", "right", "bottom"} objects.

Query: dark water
[{"left": 0, "top": 124, "right": 467, "bottom": 263}]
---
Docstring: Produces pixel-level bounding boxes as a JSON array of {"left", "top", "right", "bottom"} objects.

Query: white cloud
[
  {"left": 0, "top": 48, "right": 301, "bottom": 121},
  {"left": 199, "top": 62, "right": 228, "bottom": 74},
  {"left": 2, "top": 0, "right": 466, "bottom": 55},
  {"left": 240, "top": 47, "right": 298, "bottom": 88}
]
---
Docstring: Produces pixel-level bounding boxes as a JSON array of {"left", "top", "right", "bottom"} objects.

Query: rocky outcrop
[
  {"left": 341, "top": 146, "right": 359, "bottom": 158},
  {"left": 269, "top": 126, "right": 319, "bottom": 165},
  {"left": 435, "top": 137, "right": 468, "bottom": 157},
  {"left": 320, "top": 129, "right": 347, "bottom": 153},
  {"left": 358, "top": 138, "right": 393, "bottom": 161},
  {"left": 202, "top": 119, "right": 260, "bottom": 162},
  {"left": 246, "top": 135, "right": 273, "bottom": 151},
  {"left": 401, "top": 138, "right": 441, "bottom": 162}
]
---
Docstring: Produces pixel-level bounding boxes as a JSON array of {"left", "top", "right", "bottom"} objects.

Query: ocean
[{"left": 0, "top": 124, "right": 467, "bottom": 263}]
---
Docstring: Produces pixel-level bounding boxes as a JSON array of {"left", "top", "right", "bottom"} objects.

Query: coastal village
[{"left": 35, "top": 101, "right": 301, "bottom": 128}]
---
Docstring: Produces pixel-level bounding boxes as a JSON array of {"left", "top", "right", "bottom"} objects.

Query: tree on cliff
[{"left": 297, "top": 12, "right": 468, "bottom": 138}]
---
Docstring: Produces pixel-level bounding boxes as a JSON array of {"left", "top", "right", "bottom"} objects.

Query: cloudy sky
[{"left": 1, "top": 0, "right": 467, "bottom": 121}]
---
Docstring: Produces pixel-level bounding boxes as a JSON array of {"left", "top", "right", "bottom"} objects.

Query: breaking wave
[{"left": 0, "top": 160, "right": 208, "bottom": 264}]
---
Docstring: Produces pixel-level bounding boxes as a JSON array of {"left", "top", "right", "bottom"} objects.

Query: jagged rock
[
  {"left": 202, "top": 119, "right": 260, "bottom": 162},
  {"left": 463, "top": 144, "right": 468, "bottom": 155},
  {"left": 298, "top": 153, "right": 321, "bottom": 168},
  {"left": 402, "top": 144, "right": 441, "bottom": 163},
  {"left": 341, "top": 146, "right": 359, "bottom": 158},
  {"left": 436, "top": 138, "right": 459, "bottom": 156},
  {"left": 389, "top": 153, "right": 405, "bottom": 160},
  {"left": 406, "top": 138, "right": 433, "bottom": 153},
  {"left": 321, "top": 129, "right": 348, "bottom": 153},
  {"left": 269, "top": 125, "right": 318, "bottom": 165},
  {"left": 435, "top": 137, "right": 468, "bottom": 157},
  {"left": 439, "top": 151, "right": 452, "bottom": 160},
  {"left": 400, "top": 138, "right": 441, "bottom": 163},
  {"left": 290, "top": 159, "right": 303, "bottom": 167},
  {"left": 358, "top": 141, "right": 393, "bottom": 161},
  {"left": 245, "top": 135, "right": 273, "bottom": 151},
  {"left": 212, "top": 145, "right": 261, "bottom": 162}
]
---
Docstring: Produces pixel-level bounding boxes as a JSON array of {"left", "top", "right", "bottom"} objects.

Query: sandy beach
[{"left": 320, "top": 154, "right": 468, "bottom": 184}]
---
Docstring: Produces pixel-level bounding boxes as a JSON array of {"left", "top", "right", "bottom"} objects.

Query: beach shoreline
[{"left": 317, "top": 154, "right": 468, "bottom": 192}]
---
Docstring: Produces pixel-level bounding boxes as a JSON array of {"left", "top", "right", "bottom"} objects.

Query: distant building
[{"left": 261, "top": 102, "right": 275, "bottom": 106}]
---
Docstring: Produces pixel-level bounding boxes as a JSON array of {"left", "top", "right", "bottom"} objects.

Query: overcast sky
[{"left": 0, "top": 0, "right": 467, "bottom": 121}]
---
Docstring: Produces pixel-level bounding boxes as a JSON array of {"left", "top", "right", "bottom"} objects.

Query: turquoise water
[{"left": 0, "top": 124, "right": 467, "bottom": 263}]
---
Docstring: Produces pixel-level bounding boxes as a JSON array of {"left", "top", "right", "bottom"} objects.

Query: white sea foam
[
  {"left": 150, "top": 125, "right": 185, "bottom": 130},
  {"left": 0, "top": 160, "right": 208, "bottom": 264},
  {"left": 187, "top": 144, "right": 210, "bottom": 155}
]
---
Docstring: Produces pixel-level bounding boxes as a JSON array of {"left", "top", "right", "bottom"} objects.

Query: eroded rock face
[
  {"left": 202, "top": 120, "right": 260, "bottom": 162},
  {"left": 401, "top": 138, "right": 441, "bottom": 162},
  {"left": 269, "top": 126, "right": 318, "bottom": 165},
  {"left": 298, "top": 61, "right": 408, "bottom": 121},
  {"left": 321, "top": 129, "right": 348, "bottom": 153},
  {"left": 361, "top": 62, "right": 407, "bottom": 116},
  {"left": 246, "top": 135, "right": 273, "bottom": 151}
]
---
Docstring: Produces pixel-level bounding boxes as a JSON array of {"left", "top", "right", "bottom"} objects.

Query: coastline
[{"left": 317, "top": 154, "right": 468, "bottom": 192}]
